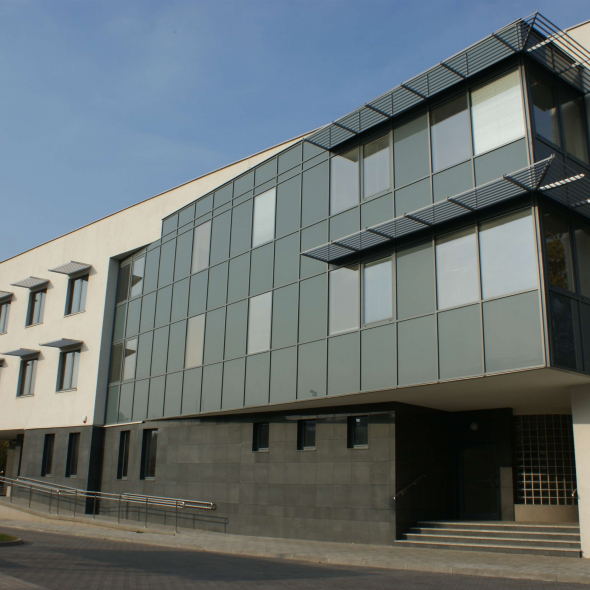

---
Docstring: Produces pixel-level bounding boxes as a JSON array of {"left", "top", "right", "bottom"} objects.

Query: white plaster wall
[
  {"left": 567, "top": 19, "right": 590, "bottom": 51},
  {"left": 0, "top": 136, "right": 303, "bottom": 432}
]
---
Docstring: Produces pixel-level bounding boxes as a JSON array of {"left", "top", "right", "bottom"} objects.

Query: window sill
[
  {"left": 351, "top": 445, "right": 369, "bottom": 450},
  {"left": 253, "top": 449, "right": 269, "bottom": 453},
  {"left": 64, "top": 311, "right": 86, "bottom": 318},
  {"left": 56, "top": 388, "right": 77, "bottom": 393},
  {"left": 67, "top": 475, "right": 78, "bottom": 479},
  {"left": 25, "top": 323, "right": 43, "bottom": 329},
  {"left": 297, "top": 447, "right": 316, "bottom": 452},
  {"left": 16, "top": 394, "right": 34, "bottom": 399}
]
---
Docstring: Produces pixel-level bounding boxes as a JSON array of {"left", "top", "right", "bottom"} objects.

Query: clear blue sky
[{"left": 1, "top": 0, "right": 588, "bottom": 260}]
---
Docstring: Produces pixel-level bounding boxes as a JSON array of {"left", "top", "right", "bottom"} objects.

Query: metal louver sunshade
[
  {"left": 40, "top": 339, "right": 83, "bottom": 349},
  {"left": 10, "top": 277, "right": 49, "bottom": 290},
  {"left": 1, "top": 348, "right": 40, "bottom": 357},
  {"left": 0, "top": 291, "right": 13, "bottom": 303},
  {"left": 48, "top": 261, "right": 92, "bottom": 276}
]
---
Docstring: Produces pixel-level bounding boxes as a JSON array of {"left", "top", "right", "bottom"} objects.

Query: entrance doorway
[{"left": 459, "top": 445, "right": 500, "bottom": 520}]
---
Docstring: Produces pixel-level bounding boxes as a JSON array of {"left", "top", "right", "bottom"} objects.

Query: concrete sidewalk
[{"left": 1, "top": 500, "right": 590, "bottom": 586}]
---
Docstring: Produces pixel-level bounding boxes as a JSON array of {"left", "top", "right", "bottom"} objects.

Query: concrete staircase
[{"left": 396, "top": 521, "right": 581, "bottom": 557}]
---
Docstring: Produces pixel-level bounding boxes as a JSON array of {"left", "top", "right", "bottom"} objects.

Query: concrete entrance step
[{"left": 398, "top": 521, "right": 581, "bottom": 558}]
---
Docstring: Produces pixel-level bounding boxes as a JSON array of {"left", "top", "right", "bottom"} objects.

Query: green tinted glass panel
[
  {"left": 361, "top": 323, "right": 396, "bottom": 391},
  {"left": 158, "top": 240, "right": 176, "bottom": 288},
  {"left": 174, "top": 230, "right": 193, "bottom": 282},
  {"left": 167, "top": 320, "right": 187, "bottom": 374},
  {"left": 227, "top": 253, "right": 250, "bottom": 303},
  {"left": 328, "top": 332, "right": 360, "bottom": 396},
  {"left": 207, "top": 262, "right": 228, "bottom": 310},
  {"left": 201, "top": 363, "right": 223, "bottom": 413},
  {"left": 162, "top": 215, "right": 177, "bottom": 235},
  {"left": 222, "top": 358, "right": 245, "bottom": 410},
  {"left": 113, "top": 304, "right": 126, "bottom": 342},
  {"left": 109, "top": 344, "right": 123, "bottom": 383},
  {"left": 143, "top": 248, "right": 160, "bottom": 294},
  {"left": 395, "top": 178, "right": 431, "bottom": 216},
  {"left": 250, "top": 244, "right": 274, "bottom": 296},
  {"left": 394, "top": 113, "right": 430, "bottom": 187},
  {"left": 170, "top": 278, "right": 190, "bottom": 323},
  {"left": 209, "top": 211, "right": 231, "bottom": 266},
  {"left": 298, "top": 340, "right": 327, "bottom": 400},
  {"left": 132, "top": 379, "right": 149, "bottom": 421},
  {"left": 276, "top": 176, "right": 301, "bottom": 239},
  {"left": 483, "top": 292, "right": 544, "bottom": 373},
  {"left": 300, "top": 221, "right": 328, "bottom": 279},
  {"left": 549, "top": 292, "right": 578, "bottom": 370},
  {"left": 438, "top": 305, "right": 483, "bottom": 380},
  {"left": 278, "top": 144, "right": 302, "bottom": 173},
  {"left": 188, "top": 271, "right": 208, "bottom": 317},
  {"left": 182, "top": 367, "right": 202, "bottom": 415},
  {"left": 234, "top": 171, "right": 254, "bottom": 196},
  {"left": 230, "top": 201, "right": 253, "bottom": 258},
  {"left": 154, "top": 285, "right": 172, "bottom": 328},
  {"left": 204, "top": 308, "right": 226, "bottom": 364},
  {"left": 135, "top": 331, "right": 154, "bottom": 380},
  {"left": 245, "top": 352, "right": 270, "bottom": 406},
  {"left": 299, "top": 275, "right": 327, "bottom": 343},
  {"left": 433, "top": 161, "right": 473, "bottom": 202},
  {"left": 272, "top": 283, "right": 299, "bottom": 349},
  {"left": 164, "top": 371, "right": 183, "bottom": 417},
  {"left": 105, "top": 385, "right": 119, "bottom": 424},
  {"left": 397, "top": 315, "right": 438, "bottom": 386},
  {"left": 474, "top": 138, "right": 527, "bottom": 186},
  {"left": 330, "top": 208, "right": 359, "bottom": 241},
  {"left": 302, "top": 161, "right": 329, "bottom": 227},
  {"left": 256, "top": 159, "right": 277, "bottom": 185},
  {"left": 274, "top": 233, "right": 299, "bottom": 288},
  {"left": 125, "top": 298, "right": 141, "bottom": 338},
  {"left": 397, "top": 240, "right": 435, "bottom": 320},
  {"left": 225, "top": 300, "right": 248, "bottom": 360},
  {"left": 147, "top": 376, "right": 165, "bottom": 419},
  {"left": 196, "top": 194, "right": 213, "bottom": 217},
  {"left": 151, "top": 326, "right": 169, "bottom": 376},
  {"left": 270, "top": 346, "right": 297, "bottom": 403},
  {"left": 361, "top": 194, "right": 394, "bottom": 229},
  {"left": 178, "top": 204, "right": 195, "bottom": 226},
  {"left": 304, "top": 141, "right": 325, "bottom": 161},
  {"left": 118, "top": 383, "right": 134, "bottom": 422},
  {"left": 140, "top": 292, "right": 156, "bottom": 333},
  {"left": 214, "top": 184, "right": 233, "bottom": 208}
]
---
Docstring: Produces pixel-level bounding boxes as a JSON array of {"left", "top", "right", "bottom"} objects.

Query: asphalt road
[{"left": 0, "top": 527, "right": 584, "bottom": 589}]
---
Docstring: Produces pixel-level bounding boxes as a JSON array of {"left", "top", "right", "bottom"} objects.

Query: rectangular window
[
  {"left": 116, "top": 264, "right": 131, "bottom": 304},
  {"left": 431, "top": 94, "right": 471, "bottom": 172},
  {"left": 65, "top": 433, "right": 80, "bottom": 477},
  {"left": 471, "top": 70, "right": 525, "bottom": 155},
  {"left": 347, "top": 416, "right": 368, "bottom": 448},
  {"left": 252, "top": 422, "right": 269, "bottom": 451},
  {"left": 575, "top": 223, "right": 590, "bottom": 299},
  {"left": 329, "top": 266, "right": 359, "bottom": 335},
  {"left": 18, "top": 358, "right": 38, "bottom": 397},
  {"left": 561, "top": 93, "right": 589, "bottom": 164},
  {"left": 0, "top": 302, "right": 9, "bottom": 334},
  {"left": 544, "top": 210, "right": 575, "bottom": 292},
  {"left": 185, "top": 314, "right": 205, "bottom": 368},
  {"left": 122, "top": 339, "right": 138, "bottom": 381},
  {"left": 129, "top": 257, "right": 145, "bottom": 298},
  {"left": 41, "top": 434, "right": 55, "bottom": 476},
  {"left": 530, "top": 72, "right": 560, "bottom": 146},
  {"left": 192, "top": 221, "right": 211, "bottom": 274},
  {"left": 140, "top": 429, "right": 158, "bottom": 479},
  {"left": 252, "top": 188, "right": 276, "bottom": 248},
  {"left": 247, "top": 292, "right": 272, "bottom": 354},
  {"left": 436, "top": 227, "right": 479, "bottom": 309},
  {"left": 27, "top": 289, "right": 46, "bottom": 326},
  {"left": 297, "top": 419, "right": 316, "bottom": 450},
  {"left": 479, "top": 209, "right": 538, "bottom": 299},
  {"left": 117, "top": 431, "right": 130, "bottom": 479},
  {"left": 330, "top": 148, "right": 359, "bottom": 215},
  {"left": 58, "top": 350, "right": 80, "bottom": 391},
  {"left": 66, "top": 275, "right": 88, "bottom": 315},
  {"left": 109, "top": 343, "right": 123, "bottom": 383},
  {"left": 363, "top": 135, "right": 391, "bottom": 198},
  {"left": 363, "top": 258, "right": 393, "bottom": 324}
]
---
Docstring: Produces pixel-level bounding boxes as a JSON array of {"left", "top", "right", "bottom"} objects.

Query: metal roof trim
[
  {"left": 10, "top": 277, "right": 49, "bottom": 290},
  {"left": 48, "top": 262, "right": 92, "bottom": 276}
]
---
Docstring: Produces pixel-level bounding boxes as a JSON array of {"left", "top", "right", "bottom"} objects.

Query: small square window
[
  {"left": 140, "top": 429, "right": 158, "bottom": 479},
  {"left": 41, "top": 434, "right": 55, "bottom": 476},
  {"left": 65, "top": 433, "right": 80, "bottom": 478},
  {"left": 252, "top": 422, "right": 269, "bottom": 452},
  {"left": 297, "top": 420, "right": 316, "bottom": 450},
  {"left": 117, "top": 431, "right": 130, "bottom": 480},
  {"left": 347, "top": 416, "right": 369, "bottom": 448}
]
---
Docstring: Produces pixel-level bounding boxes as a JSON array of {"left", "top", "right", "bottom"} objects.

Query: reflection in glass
[
  {"left": 530, "top": 73, "right": 560, "bottom": 146},
  {"left": 471, "top": 70, "right": 525, "bottom": 155},
  {"left": 549, "top": 292, "right": 576, "bottom": 369},
  {"left": 576, "top": 224, "right": 590, "bottom": 298},
  {"left": 109, "top": 343, "right": 123, "bottom": 383},
  {"left": 122, "top": 338, "right": 138, "bottom": 381},
  {"left": 247, "top": 292, "right": 272, "bottom": 354},
  {"left": 363, "top": 136, "right": 391, "bottom": 198},
  {"left": 252, "top": 188, "right": 276, "bottom": 248},
  {"left": 141, "top": 429, "right": 158, "bottom": 478},
  {"left": 130, "top": 257, "right": 145, "bottom": 298},
  {"left": 116, "top": 264, "right": 131, "bottom": 303},
  {"left": 298, "top": 420, "right": 316, "bottom": 449},
  {"left": 479, "top": 209, "right": 537, "bottom": 299},
  {"left": 330, "top": 148, "right": 359, "bottom": 215},
  {"left": 363, "top": 259, "right": 393, "bottom": 324},
  {"left": 544, "top": 211, "right": 574, "bottom": 292},
  {"left": 185, "top": 314, "right": 205, "bottom": 368},
  {"left": 329, "top": 266, "right": 359, "bottom": 335},
  {"left": 431, "top": 94, "right": 471, "bottom": 172},
  {"left": 191, "top": 221, "right": 211, "bottom": 274},
  {"left": 436, "top": 227, "right": 479, "bottom": 309},
  {"left": 561, "top": 94, "right": 589, "bottom": 163}
]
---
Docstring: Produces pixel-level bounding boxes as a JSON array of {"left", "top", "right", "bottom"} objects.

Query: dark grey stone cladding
[{"left": 101, "top": 411, "right": 396, "bottom": 545}]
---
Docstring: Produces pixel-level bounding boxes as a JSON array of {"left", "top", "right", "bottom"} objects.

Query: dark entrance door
[{"left": 459, "top": 445, "right": 501, "bottom": 520}]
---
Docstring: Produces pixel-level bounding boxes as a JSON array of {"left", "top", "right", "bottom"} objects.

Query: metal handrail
[
  {"left": 393, "top": 475, "right": 426, "bottom": 501},
  {"left": 0, "top": 475, "right": 218, "bottom": 533},
  {"left": 17, "top": 476, "right": 79, "bottom": 492}
]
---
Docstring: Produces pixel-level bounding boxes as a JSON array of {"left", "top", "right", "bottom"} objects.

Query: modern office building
[{"left": 3, "top": 12, "right": 590, "bottom": 554}]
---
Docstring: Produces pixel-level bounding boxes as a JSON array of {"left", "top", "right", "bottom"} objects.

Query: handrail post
[
  {"left": 48, "top": 489, "right": 52, "bottom": 514},
  {"left": 73, "top": 489, "right": 77, "bottom": 517},
  {"left": 28, "top": 484, "right": 32, "bottom": 508},
  {"left": 145, "top": 497, "right": 148, "bottom": 529},
  {"left": 175, "top": 501, "right": 178, "bottom": 534},
  {"left": 56, "top": 490, "right": 60, "bottom": 515},
  {"left": 93, "top": 493, "right": 97, "bottom": 519},
  {"left": 118, "top": 495, "right": 121, "bottom": 524}
]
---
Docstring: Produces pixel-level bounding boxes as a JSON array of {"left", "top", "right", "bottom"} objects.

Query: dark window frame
[
  {"left": 117, "top": 430, "right": 131, "bottom": 480},
  {"left": 57, "top": 349, "right": 81, "bottom": 392},
  {"left": 65, "top": 432, "right": 80, "bottom": 478},
  {"left": 252, "top": 422, "right": 269, "bottom": 452},
  {"left": 140, "top": 429, "right": 158, "bottom": 479},
  {"left": 347, "top": 416, "right": 369, "bottom": 449},
  {"left": 65, "top": 275, "right": 89, "bottom": 316},
  {"left": 17, "top": 357, "right": 38, "bottom": 397},
  {"left": 0, "top": 301, "right": 9, "bottom": 334},
  {"left": 41, "top": 433, "right": 55, "bottom": 477},
  {"left": 26, "top": 289, "right": 46, "bottom": 327},
  {"left": 297, "top": 419, "right": 317, "bottom": 451}
]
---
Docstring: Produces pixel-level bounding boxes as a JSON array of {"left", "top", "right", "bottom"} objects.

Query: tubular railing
[
  {"left": 393, "top": 475, "right": 427, "bottom": 501},
  {"left": 0, "top": 475, "right": 221, "bottom": 533}
]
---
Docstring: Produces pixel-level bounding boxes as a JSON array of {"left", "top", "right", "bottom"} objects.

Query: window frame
[
  {"left": 360, "top": 132, "right": 393, "bottom": 202},
  {"left": 140, "top": 429, "right": 158, "bottom": 480},
  {"left": 17, "top": 357, "right": 38, "bottom": 397},
  {"left": 0, "top": 301, "right": 9, "bottom": 334},
  {"left": 65, "top": 432, "right": 81, "bottom": 478},
  {"left": 252, "top": 188, "right": 277, "bottom": 248},
  {"left": 117, "top": 430, "right": 131, "bottom": 480},
  {"left": 361, "top": 254, "right": 395, "bottom": 327},
  {"left": 529, "top": 69, "right": 562, "bottom": 150},
  {"left": 26, "top": 289, "right": 46, "bottom": 327},
  {"left": 328, "top": 265, "right": 360, "bottom": 336},
  {"left": 65, "top": 274, "right": 89, "bottom": 316},
  {"left": 41, "top": 433, "right": 55, "bottom": 477},
  {"left": 347, "top": 415, "right": 369, "bottom": 449},
  {"left": 252, "top": 422, "right": 270, "bottom": 452},
  {"left": 57, "top": 349, "right": 81, "bottom": 392},
  {"left": 297, "top": 419, "right": 317, "bottom": 451}
]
